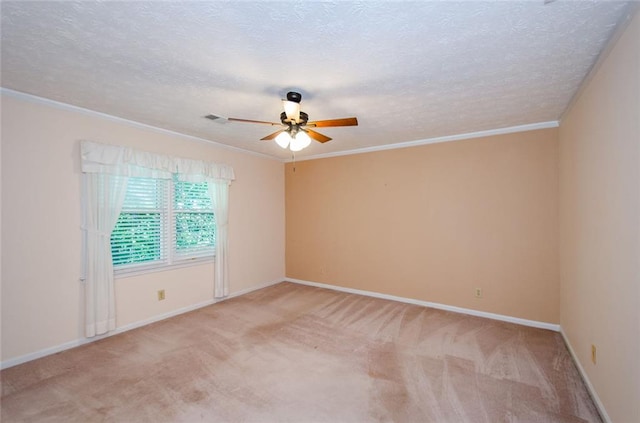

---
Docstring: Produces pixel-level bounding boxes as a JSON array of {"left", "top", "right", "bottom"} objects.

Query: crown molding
[
  {"left": 2, "top": 87, "right": 559, "bottom": 164},
  {"left": 287, "top": 121, "right": 560, "bottom": 162}
]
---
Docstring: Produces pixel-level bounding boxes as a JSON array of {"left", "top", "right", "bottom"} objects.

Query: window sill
[{"left": 114, "top": 256, "right": 214, "bottom": 279}]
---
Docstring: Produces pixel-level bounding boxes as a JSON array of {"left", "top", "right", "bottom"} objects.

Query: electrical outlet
[
  {"left": 591, "top": 344, "right": 597, "bottom": 364},
  {"left": 158, "top": 290, "right": 166, "bottom": 301},
  {"left": 474, "top": 288, "right": 482, "bottom": 298}
]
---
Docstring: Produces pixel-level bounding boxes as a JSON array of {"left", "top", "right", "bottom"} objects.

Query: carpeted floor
[{"left": 1, "top": 282, "right": 601, "bottom": 422}]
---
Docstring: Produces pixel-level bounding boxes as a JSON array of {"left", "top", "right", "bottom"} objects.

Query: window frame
[{"left": 113, "top": 176, "right": 215, "bottom": 278}]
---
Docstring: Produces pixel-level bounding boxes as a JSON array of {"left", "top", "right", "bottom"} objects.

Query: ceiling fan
[{"left": 227, "top": 91, "right": 358, "bottom": 152}]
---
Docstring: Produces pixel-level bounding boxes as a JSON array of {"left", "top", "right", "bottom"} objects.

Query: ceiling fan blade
[
  {"left": 261, "top": 129, "right": 285, "bottom": 141},
  {"left": 228, "top": 117, "right": 282, "bottom": 126},
  {"left": 306, "top": 129, "right": 332, "bottom": 143},
  {"left": 307, "top": 117, "right": 358, "bottom": 128}
]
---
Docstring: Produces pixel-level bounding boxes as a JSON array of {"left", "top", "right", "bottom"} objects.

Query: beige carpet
[{"left": 1, "top": 282, "right": 601, "bottom": 422}]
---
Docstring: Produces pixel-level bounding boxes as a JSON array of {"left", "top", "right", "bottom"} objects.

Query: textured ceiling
[{"left": 1, "top": 1, "right": 636, "bottom": 160}]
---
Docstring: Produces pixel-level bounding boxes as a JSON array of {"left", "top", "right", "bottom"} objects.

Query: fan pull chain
[{"left": 292, "top": 153, "right": 296, "bottom": 173}]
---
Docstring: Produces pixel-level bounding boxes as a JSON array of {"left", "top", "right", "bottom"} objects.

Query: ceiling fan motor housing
[{"left": 286, "top": 91, "right": 302, "bottom": 103}]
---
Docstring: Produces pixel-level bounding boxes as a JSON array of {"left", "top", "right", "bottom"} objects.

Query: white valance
[{"left": 80, "top": 140, "right": 235, "bottom": 182}]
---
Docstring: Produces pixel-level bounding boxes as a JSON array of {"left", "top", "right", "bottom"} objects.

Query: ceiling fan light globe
[
  {"left": 275, "top": 132, "right": 291, "bottom": 149},
  {"left": 297, "top": 131, "right": 312, "bottom": 148},
  {"left": 289, "top": 136, "right": 304, "bottom": 151},
  {"left": 290, "top": 131, "right": 312, "bottom": 151},
  {"left": 289, "top": 141, "right": 304, "bottom": 152}
]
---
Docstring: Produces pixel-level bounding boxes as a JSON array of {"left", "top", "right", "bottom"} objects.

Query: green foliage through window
[
  {"left": 175, "top": 213, "right": 216, "bottom": 252},
  {"left": 111, "top": 213, "right": 161, "bottom": 265}
]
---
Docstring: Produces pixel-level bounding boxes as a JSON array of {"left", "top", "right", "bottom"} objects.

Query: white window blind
[
  {"left": 110, "top": 176, "right": 215, "bottom": 274},
  {"left": 111, "top": 178, "right": 168, "bottom": 269},
  {"left": 173, "top": 177, "right": 215, "bottom": 259}
]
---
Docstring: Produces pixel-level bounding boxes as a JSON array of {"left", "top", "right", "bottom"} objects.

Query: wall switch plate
[
  {"left": 158, "top": 290, "right": 166, "bottom": 301},
  {"left": 474, "top": 288, "right": 482, "bottom": 298}
]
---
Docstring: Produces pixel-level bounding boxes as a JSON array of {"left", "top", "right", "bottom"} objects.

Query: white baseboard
[
  {"left": 286, "top": 278, "right": 560, "bottom": 332},
  {"left": 4, "top": 277, "right": 606, "bottom": 421},
  {"left": 560, "top": 328, "right": 611, "bottom": 423},
  {"left": 0, "top": 278, "right": 283, "bottom": 370},
  {"left": 289, "top": 278, "right": 611, "bottom": 419}
]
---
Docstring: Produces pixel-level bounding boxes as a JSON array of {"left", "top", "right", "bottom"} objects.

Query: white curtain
[
  {"left": 83, "top": 173, "right": 128, "bottom": 337},
  {"left": 208, "top": 180, "right": 231, "bottom": 298},
  {"left": 80, "top": 141, "right": 235, "bottom": 335}
]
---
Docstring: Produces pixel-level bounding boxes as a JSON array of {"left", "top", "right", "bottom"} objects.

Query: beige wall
[
  {"left": 0, "top": 93, "right": 285, "bottom": 362},
  {"left": 0, "top": 98, "right": 3, "bottom": 363},
  {"left": 559, "top": 11, "right": 639, "bottom": 423},
  {"left": 286, "top": 128, "right": 559, "bottom": 324}
]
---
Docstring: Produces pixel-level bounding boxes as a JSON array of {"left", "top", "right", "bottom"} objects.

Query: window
[
  {"left": 173, "top": 178, "right": 216, "bottom": 259},
  {"left": 110, "top": 176, "right": 215, "bottom": 274}
]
